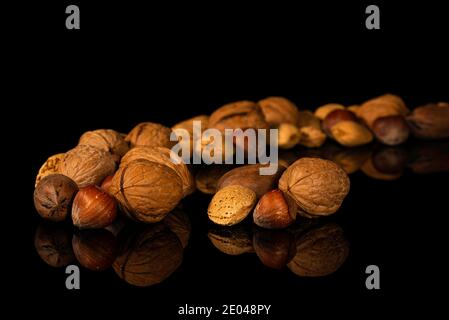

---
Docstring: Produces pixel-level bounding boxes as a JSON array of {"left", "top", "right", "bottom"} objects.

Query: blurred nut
[
  {"left": 372, "top": 146, "right": 409, "bottom": 174},
  {"left": 330, "top": 121, "right": 373, "bottom": 147},
  {"left": 322, "top": 109, "right": 357, "bottom": 136},
  {"left": 35, "top": 153, "right": 64, "bottom": 187},
  {"left": 298, "top": 126, "right": 326, "bottom": 148},
  {"left": 314, "top": 103, "right": 345, "bottom": 120},
  {"left": 408, "top": 141, "right": 449, "bottom": 174},
  {"left": 253, "top": 189, "right": 297, "bottom": 229},
  {"left": 34, "top": 223, "right": 75, "bottom": 267},
  {"left": 126, "top": 122, "right": 176, "bottom": 149},
  {"left": 407, "top": 102, "right": 449, "bottom": 139},
  {"left": 361, "top": 157, "right": 401, "bottom": 180},
  {"left": 258, "top": 96, "right": 300, "bottom": 127},
  {"left": 253, "top": 229, "right": 296, "bottom": 269},
  {"left": 278, "top": 123, "right": 301, "bottom": 149},
  {"left": 356, "top": 94, "right": 409, "bottom": 128},
  {"left": 208, "top": 226, "right": 253, "bottom": 255},
  {"left": 372, "top": 115, "right": 410, "bottom": 146},
  {"left": 297, "top": 110, "right": 321, "bottom": 130},
  {"left": 331, "top": 147, "right": 372, "bottom": 174},
  {"left": 163, "top": 208, "right": 191, "bottom": 248}
]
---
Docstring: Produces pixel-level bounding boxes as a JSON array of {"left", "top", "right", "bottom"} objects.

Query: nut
[
  {"left": 347, "top": 105, "right": 360, "bottom": 113},
  {"left": 110, "top": 159, "right": 183, "bottom": 223},
  {"left": 216, "top": 164, "right": 285, "bottom": 199},
  {"left": 35, "top": 153, "right": 65, "bottom": 187},
  {"left": 72, "top": 229, "right": 118, "bottom": 271},
  {"left": 208, "top": 185, "right": 257, "bottom": 226},
  {"left": 322, "top": 109, "right": 357, "bottom": 136},
  {"left": 297, "top": 126, "right": 326, "bottom": 148},
  {"left": 113, "top": 224, "right": 183, "bottom": 287},
  {"left": 253, "top": 229, "right": 296, "bottom": 269},
  {"left": 72, "top": 185, "right": 117, "bottom": 229},
  {"left": 59, "top": 145, "right": 116, "bottom": 188},
  {"left": 297, "top": 110, "right": 321, "bottom": 129},
  {"left": 372, "top": 115, "right": 410, "bottom": 145},
  {"left": 287, "top": 223, "right": 349, "bottom": 277},
  {"left": 361, "top": 156, "right": 401, "bottom": 180},
  {"left": 195, "top": 165, "right": 235, "bottom": 194},
  {"left": 34, "top": 174, "right": 79, "bottom": 221},
  {"left": 330, "top": 121, "right": 373, "bottom": 147},
  {"left": 163, "top": 208, "right": 191, "bottom": 248},
  {"left": 356, "top": 94, "right": 409, "bottom": 128},
  {"left": 372, "top": 146, "right": 409, "bottom": 174},
  {"left": 100, "top": 175, "right": 114, "bottom": 194},
  {"left": 331, "top": 147, "right": 372, "bottom": 174},
  {"left": 79, "top": 129, "right": 129, "bottom": 163},
  {"left": 172, "top": 115, "right": 210, "bottom": 134},
  {"left": 258, "top": 96, "right": 300, "bottom": 127},
  {"left": 278, "top": 123, "right": 301, "bottom": 149},
  {"left": 34, "top": 223, "right": 75, "bottom": 267},
  {"left": 208, "top": 100, "right": 268, "bottom": 132},
  {"left": 253, "top": 189, "right": 297, "bottom": 229},
  {"left": 125, "top": 122, "right": 176, "bottom": 149},
  {"left": 408, "top": 141, "right": 449, "bottom": 174},
  {"left": 278, "top": 157, "right": 350, "bottom": 217},
  {"left": 208, "top": 226, "right": 253, "bottom": 255},
  {"left": 120, "top": 146, "right": 195, "bottom": 197},
  {"left": 407, "top": 102, "right": 449, "bottom": 139},
  {"left": 314, "top": 103, "right": 345, "bottom": 120}
]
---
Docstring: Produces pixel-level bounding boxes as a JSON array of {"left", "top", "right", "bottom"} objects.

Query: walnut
[
  {"left": 125, "top": 122, "right": 176, "bottom": 149},
  {"left": 208, "top": 101, "right": 268, "bottom": 132},
  {"left": 113, "top": 224, "right": 183, "bottom": 287},
  {"left": 79, "top": 129, "right": 129, "bottom": 163},
  {"left": 407, "top": 102, "right": 449, "bottom": 139},
  {"left": 356, "top": 94, "right": 409, "bottom": 128},
  {"left": 59, "top": 145, "right": 116, "bottom": 188},
  {"left": 35, "top": 153, "right": 64, "bottom": 187},
  {"left": 110, "top": 159, "right": 183, "bottom": 223},
  {"left": 258, "top": 97, "right": 300, "bottom": 127},
  {"left": 287, "top": 223, "right": 349, "bottom": 277},
  {"left": 120, "top": 146, "right": 195, "bottom": 197},
  {"left": 278, "top": 157, "right": 350, "bottom": 217}
]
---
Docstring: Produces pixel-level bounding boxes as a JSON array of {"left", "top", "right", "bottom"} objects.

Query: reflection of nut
[
  {"left": 372, "top": 147, "right": 409, "bottom": 174},
  {"left": 330, "top": 121, "right": 373, "bottom": 147},
  {"left": 287, "top": 223, "right": 349, "bottom": 277},
  {"left": 258, "top": 97, "right": 300, "bottom": 127},
  {"left": 163, "top": 208, "right": 191, "bottom": 248},
  {"left": 208, "top": 185, "right": 257, "bottom": 226},
  {"left": 35, "top": 153, "right": 65, "bottom": 187},
  {"left": 298, "top": 126, "right": 326, "bottom": 148},
  {"left": 407, "top": 102, "right": 449, "bottom": 139},
  {"left": 34, "top": 223, "right": 75, "bottom": 267},
  {"left": 208, "top": 226, "right": 253, "bottom": 255},
  {"left": 278, "top": 123, "right": 301, "bottom": 149},
  {"left": 314, "top": 104, "right": 345, "bottom": 120},
  {"left": 408, "top": 141, "right": 449, "bottom": 174},
  {"left": 361, "top": 157, "right": 401, "bottom": 180},
  {"left": 331, "top": 148, "right": 372, "bottom": 174},
  {"left": 254, "top": 229, "right": 296, "bottom": 269}
]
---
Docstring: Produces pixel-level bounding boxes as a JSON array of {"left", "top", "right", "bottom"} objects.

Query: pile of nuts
[{"left": 33, "top": 95, "right": 449, "bottom": 232}]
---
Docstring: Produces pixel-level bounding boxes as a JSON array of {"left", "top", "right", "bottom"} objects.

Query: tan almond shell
[
  {"left": 79, "top": 129, "right": 129, "bottom": 163},
  {"left": 258, "top": 96, "right": 301, "bottom": 127},
  {"left": 125, "top": 122, "right": 176, "bottom": 149}
]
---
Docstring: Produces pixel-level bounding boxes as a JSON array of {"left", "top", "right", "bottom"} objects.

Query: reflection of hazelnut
[
  {"left": 34, "top": 223, "right": 75, "bottom": 267},
  {"left": 372, "top": 147, "right": 409, "bottom": 174},
  {"left": 253, "top": 229, "right": 296, "bottom": 269},
  {"left": 253, "top": 189, "right": 297, "bottom": 229},
  {"left": 361, "top": 157, "right": 401, "bottom": 180},
  {"left": 372, "top": 115, "right": 410, "bottom": 146},
  {"left": 208, "top": 226, "right": 253, "bottom": 255}
]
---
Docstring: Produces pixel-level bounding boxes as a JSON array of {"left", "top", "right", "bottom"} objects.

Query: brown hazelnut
[
  {"left": 372, "top": 146, "right": 409, "bottom": 174},
  {"left": 35, "top": 153, "right": 65, "bottom": 187},
  {"left": 79, "top": 129, "right": 129, "bottom": 163},
  {"left": 253, "top": 189, "right": 297, "bottom": 229},
  {"left": 110, "top": 159, "right": 183, "bottom": 223},
  {"left": 113, "top": 224, "right": 183, "bottom": 287},
  {"left": 208, "top": 226, "right": 253, "bottom": 255},
  {"left": 330, "top": 121, "right": 373, "bottom": 147},
  {"left": 407, "top": 102, "right": 449, "bottom": 139},
  {"left": 322, "top": 109, "right": 357, "bottom": 136},
  {"left": 100, "top": 175, "right": 114, "bottom": 194},
  {"left": 297, "top": 126, "right": 326, "bottom": 148},
  {"left": 34, "top": 174, "right": 79, "bottom": 221},
  {"left": 253, "top": 229, "right": 296, "bottom": 269},
  {"left": 72, "top": 186, "right": 117, "bottom": 229},
  {"left": 59, "top": 145, "right": 116, "bottom": 188},
  {"left": 34, "top": 223, "right": 75, "bottom": 267},
  {"left": 216, "top": 164, "right": 285, "bottom": 199},
  {"left": 278, "top": 123, "right": 301, "bottom": 149},
  {"left": 258, "top": 96, "right": 300, "bottom": 127},
  {"left": 125, "top": 122, "right": 176, "bottom": 149},
  {"left": 278, "top": 157, "right": 350, "bottom": 217},
  {"left": 372, "top": 115, "right": 410, "bottom": 145},
  {"left": 72, "top": 229, "right": 118, "bottom": 271},
  {"left": 314, "top": 103, "right": 345, "bottom": 120},
  {"left": 287, "top": 223, "right": 349, "bottom": 277}
]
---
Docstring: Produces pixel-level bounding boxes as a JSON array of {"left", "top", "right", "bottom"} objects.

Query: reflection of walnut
[
  {"left": 120, "top": 146, "right": 195, "bottom": 197},
  {"left": 35, "top": 153, "right": 64, "bottom": 187},
  {"left": 113, "top": 224, "right": 183, "bottom": 287},
  {"left": 125, "top": 122, "right": 175, "bottom": 149},
  {"left": 79, "top": 129, "right": 129, "bottom": 163},
  {"left": 110, "top": 160, "right": 183, "bottom": 223},
  {"left": 287, "top": 223, "right": 349, "bottom": 277},
  {"left": 258, "top": 96, "right": 300, "bottom": 127},
  {"left": 163, "top": 208, "right": 191, "bottom": 248},
  {"left": 279, "top": 157, "right": 350, "bottom": 217},
  {"left": 59, "top": 145, "right": 116, "bottom": 188}
]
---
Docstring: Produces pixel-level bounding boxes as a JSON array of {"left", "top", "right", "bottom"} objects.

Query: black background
[{"left": 15, "top": 1, "right": 449, "bottom": 318}]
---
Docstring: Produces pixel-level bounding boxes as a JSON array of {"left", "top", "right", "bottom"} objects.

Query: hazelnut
[
  {"left": 110, "top": 159, "right": 183, "bottom": 223},
  {"left": 372, "top": 115, "right": 410, "bottom": 145},
  {"left": 279, "top": 157, "right": 350, "bottom": 217},
  {"left": 278, "top": 123, "right": 301, "bottom": 149},
  {"left": 34, "top": 174, "right": 79, "bottom": 221},
  {"left": 258, "top": 96, "right": 300, "bottom": 127},
  {"left": 125, "top": 122, "right": 176, "bottom": 149},
  {"left": 297, "top": 126, "right": 326, "bottom": 148},
  {"left": 34, "top": 223, "right": 75, "bottom": 267},
  {"left": 208, "top": 226, "right": 253, "bottom": 255},
  {"left": 407, "top": 102, "right": 449, "bottom": 139},
  {"left": 79, "top": 129, "right": 129, "bottom": 163},
  {"left": 253, "top": 229, "right": 296, "bottom": 269},
  {"left": 100, "top": 175, "right": 114, "bottom": 194},
  {"left": 314, "top": 103, "right": 345, "bottom": 120},
  {"left": 253, "top": 189, "right": 297, "bottom": 229},
  {"left": 59, "top": 145, "right": 116, "bottom": 188},
  {"left": 35, "top": 153, "right": 65, "bottom": 187},
  {"left": 216, "top": 164, "right": 285, "bottom": 199},
  {"left": 330, "top": 121, "right": 373, "bottom": 147},
  {"left": 208, "top": 185, "right": 257, "bottom": 226},
  {"left": 322, "top": 109, "right": 357, "bottom": 136},
  {"left": 72, "top": 185, "right": 117, "bottom": 229},
  {"left": 72, "top": 229, "right": 118, "bottom": 271}
]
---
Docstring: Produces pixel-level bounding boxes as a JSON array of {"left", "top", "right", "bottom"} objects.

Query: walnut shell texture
[
  {"left": 279, "top": 157, "right": 350, "bottom": 216},
  {"left": 35, "top": 153, "right": 65, "bottom": 187},
  {"left": 59, "top": 145, "right": 116, "bottom": 188},
  {"left": 79, "top": 129, "right": 129, "bottom": 163},
  {"left": 110, "top": 160, "right": 183, "bottom": 223},
  {"left": 120, "top": 146, "right": 195, "bottom": 197},
  {"left": 258, "top": 96, "right": 300, "bottom": 127},
  {"left": 126, "top": 122, "right": 176, "bottom": 149}
]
